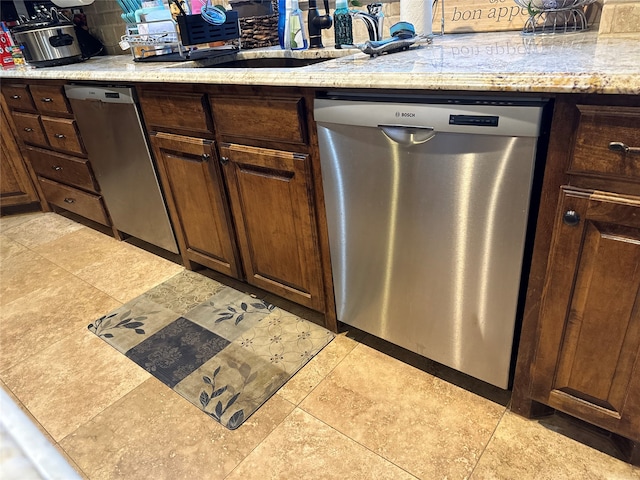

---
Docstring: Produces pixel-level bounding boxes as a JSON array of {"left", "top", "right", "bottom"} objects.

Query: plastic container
[
  {"left": 333, "top": 0, "right": 352, "bottom": 48},
  {"left": 283, "top": 0, "right": 307, "bottom": 50},
  {"left": 278, "top": 0, "right": 285, "bottom": 48},
  {"left": 189, "top": 0, "right": 205, "bottom": 15}
]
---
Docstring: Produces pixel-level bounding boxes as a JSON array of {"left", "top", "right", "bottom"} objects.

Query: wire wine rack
[{"left": 513, "top": 0, "right": 598, "bottom": 35}]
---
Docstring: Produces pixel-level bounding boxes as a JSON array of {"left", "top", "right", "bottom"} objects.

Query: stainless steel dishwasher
[
  {"left": 315, "top": 94, "right": 547, "bottom": 388},
  {"left": 65, "top": 85, "right": 178, "bottom": 254}
]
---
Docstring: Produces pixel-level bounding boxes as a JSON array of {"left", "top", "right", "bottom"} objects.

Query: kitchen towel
[{"left": 400, "top": 0, "right": 432, "bottom": 36}]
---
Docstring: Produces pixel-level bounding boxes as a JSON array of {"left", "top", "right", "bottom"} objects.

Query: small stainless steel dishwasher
[
  {"left": 65, "top": 85, "right": 178, "bottom": 254},
  {"left": 315, "top": 94, "right": 547, "bottom": 388}
]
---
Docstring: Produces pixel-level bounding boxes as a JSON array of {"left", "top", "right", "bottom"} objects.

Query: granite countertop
[{"left": 2, "top": 30, "right": 639, "bottom": 94}]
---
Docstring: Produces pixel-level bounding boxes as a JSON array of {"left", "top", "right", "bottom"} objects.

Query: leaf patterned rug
[{"left": 88, "top": 270, "right": 334, "bottom": 429}]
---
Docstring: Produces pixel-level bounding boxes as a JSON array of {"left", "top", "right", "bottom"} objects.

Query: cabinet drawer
[
  {"left": 27, "top": 146, "right": 97, "bottom": 192},
  {"left": 138, "top": 90, "right": 211, "bottom": 137},
  {"left": 570, "top": 105, "right": 640, "bottom": 182},
  {"left": 40, "top": 116, "right": 85, "bottom": 155},
  {"left": 39, "top": 177, "right": 109, "bottom": 225},
  {"left": 11, "top": 112, "right": 48, "bottom": 147},
  {"left": 29, "top": 84, "right": 72, "bottom": 115},
  {"left": 2, "top": 84, "right": 35, "bottom": 111},
  {"left": 209, "top": 96, "right": 308, "bottom": 146}
]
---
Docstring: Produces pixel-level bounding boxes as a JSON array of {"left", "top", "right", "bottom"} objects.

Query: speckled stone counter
[{"left": 1, "top": 30, "right": 639, "bottom": 94}]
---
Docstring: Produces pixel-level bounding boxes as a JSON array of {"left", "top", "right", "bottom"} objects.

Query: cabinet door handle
[
  {"left": 11, "top": 94, "right": 21, "bottom": 99},
  {"left": 24, "top": 127, "right": 34, "bottom": 132},
  {"left": 562, "top": 210, "right": 580, "bottom": 226},
  {"left": 41, "top": 97, "right": 53, "bottom": 103},
  {"left": 609, "top": 142, "right": 640, "bottom": 154},
  {"left": 54, "top": 133, "right": 66, "bottom": 139},
  {"left": 202, "top": 153, "right": 210, "bottom": 161},
  {"left": 63, "top": 197, "right": 75, "bottom": 204},
  {"left": 52, "top": 165, "right": 62, "bottom": 171},
  {"left": 220, "top": 156, "right": 229, "bottom": 165}
]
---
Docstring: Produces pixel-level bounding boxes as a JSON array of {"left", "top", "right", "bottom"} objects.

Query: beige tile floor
[{"left": 1, "top": 211, "right": 639, "bottom": 480}]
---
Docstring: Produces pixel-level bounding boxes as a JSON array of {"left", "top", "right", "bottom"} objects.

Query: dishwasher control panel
[{"left": 449, "top": 114, "right": 499, "bottom": 127}]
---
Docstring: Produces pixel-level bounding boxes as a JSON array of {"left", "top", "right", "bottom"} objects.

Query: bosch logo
[{"left": 396, "top": 111, "right": 415, "bottom": 118}]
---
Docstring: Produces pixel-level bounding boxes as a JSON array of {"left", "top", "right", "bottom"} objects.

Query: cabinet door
[
  {"left": 220, "top": 143, "right": 325, "bottom": 312},
  {"left": 1, "top": 105, "right": 39, "bottom": 207},
  {"left": 150, "top": 133, "right": 241, "bottom": 278},
  {"left": 531, "top": 187, "right": 640, "bottom": 441}
]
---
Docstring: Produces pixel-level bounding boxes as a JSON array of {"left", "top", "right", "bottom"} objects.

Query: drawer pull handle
[
  {"left": 563, "top": 210, "right": 580, "bottom": 227},
  {"left": 41, "top": 97, "right": 53, "bottom": 103},
  {"left": 52, "top": 165, "right": 62, "bottom": 171},
  {"left": 11, "top": 95, "right": 21, "bottom": 99},
  {"left": 24, "top": 127, "right": 34, "bottom": 132},
  {"left": 54, "top": 134, "right": 66, "bottom": 139},
  {"left": 609, "top": 142, "right": 640, "bottom": 154},
  {"left": 202, "top": 153, "right": 210, "bottom": 161},
  {"left": 63, "top": 198, "right": 75, "bottom": 204},
  {"left": 220, "top": 156, "right": 229, "bottom": 165}
]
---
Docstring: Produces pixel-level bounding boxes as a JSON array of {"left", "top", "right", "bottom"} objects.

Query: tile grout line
[
  {"left": 2, "top": 213, "right": 177, "bottom": 308},
  {"left": 0, "top": 236, "right": 126, "bottom": 376},
  {"left": 285, "top": 333, "right": 361, "bottom": 406},
  {"left": 221, "top": 338, "right": 364, "bottom": 480},
  {"left": 299, "top": 405, "right": 421, "bottom": 479},
  {"left": 0, "top": 213, "right": 153, "bottom": 480},
  {"left": 466, "top": 405, "right": 509, "bottom": 479},
  {"left": 0, "top": 379, "right": 91, "bottom": 478},
  {"left": 222, "top": 399, "right": 296, "bottom": 480},
  {"left": 294, "top": 341, "right": 420, "bottom": 479}
]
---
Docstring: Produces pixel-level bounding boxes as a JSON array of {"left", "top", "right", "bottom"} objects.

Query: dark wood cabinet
[
  {"left": 29, "top": 84, "right": 72, "bottom": 115},
  {"left": 1, "top": 98, "right": 40, "bottom": 209},
  {"left": 11, "top": 111, "right": 49, "bottom": 148},
  {"left": 40, "top": 116, "right": 85, "bottom": 156},
  {"left": 220, "top": 143, "right": 325, "bottom": 312},
  {"left": 149, "top": 132, "right": 240, "bottom": 278},
  {"left": 513, "top": 95, "right": 640, "bottom": 463},
  {"left": 139, "top": 88, "right": 240, "bottom": 277},
  {"left": 1, "top": 80, "right": 111, "bottom": 227},
  {"left": 138, "top": 84, "right": 337, "bottom": 330},
  {"left": 530, "top": 187, "right": 640, "bottom": 440},
  {"left": 210, "top": 88, "right": 332, "bottom": 317}
]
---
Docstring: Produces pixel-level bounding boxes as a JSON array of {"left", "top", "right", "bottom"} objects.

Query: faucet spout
[
  {"left": 308, "top": 0, "right": 333, "bottom": 49},
  {"left": 351, "top": 3, "right": 384, "bottom": 41}
]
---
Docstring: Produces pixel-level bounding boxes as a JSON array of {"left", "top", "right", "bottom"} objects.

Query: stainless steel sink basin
[
  {"left": 204, "top": 56, "right": 332, "bottom": 68},
  {"left": 181, "top": 48, "right": 357, "bottom": 69}
]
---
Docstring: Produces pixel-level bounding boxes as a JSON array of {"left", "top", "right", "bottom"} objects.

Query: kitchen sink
[
  {"left": 180, "top": 48, "right": 357, "bottom": 69},
  {"left": 204, "top": 56, "right": 332, "bottom": 68}
]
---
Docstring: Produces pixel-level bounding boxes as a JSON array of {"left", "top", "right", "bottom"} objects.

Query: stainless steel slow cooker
[{"left": 12, "top": 20, "right": 82, "bottom": 67}]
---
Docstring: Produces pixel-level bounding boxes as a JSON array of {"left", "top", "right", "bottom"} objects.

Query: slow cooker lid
[{"left": 12, "top": 19, "right": 73, "bottom": 33}]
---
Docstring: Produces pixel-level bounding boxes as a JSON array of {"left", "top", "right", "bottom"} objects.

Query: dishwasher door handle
[{"left": 379, "top": 124, "right": 436, "bottom": 146}]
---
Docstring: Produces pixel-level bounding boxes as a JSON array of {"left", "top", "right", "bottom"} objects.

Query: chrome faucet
[{"left": 351, "top": 3, "right": 384, "bottom": 41}]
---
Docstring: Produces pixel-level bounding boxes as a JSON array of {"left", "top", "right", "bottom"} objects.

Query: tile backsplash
[
  {"left": 599, "top": 0, "right": 640, "bottom": 34},
  {"left": 81, "top": 0, "right": 614, "bottom": 57},
  {"left": 82, "top": 0, "right": 134, "bottom": 55},
  {"left": 82, "top": 0, "right": 401, "bottom": 55}
]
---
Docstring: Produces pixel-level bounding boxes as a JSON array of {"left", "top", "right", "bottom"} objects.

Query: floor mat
[{"left": 88, "top": 270, "right": 334, "bottom": 429}]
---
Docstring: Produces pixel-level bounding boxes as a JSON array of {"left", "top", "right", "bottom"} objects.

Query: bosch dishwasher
[{"left": 315, "top": 93, "right": 547, "bottom": 389}]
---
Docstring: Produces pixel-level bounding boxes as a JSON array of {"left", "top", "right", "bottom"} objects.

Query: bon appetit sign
[{"left": 435, "top": 0, "right": 530, "bottom": 33}]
